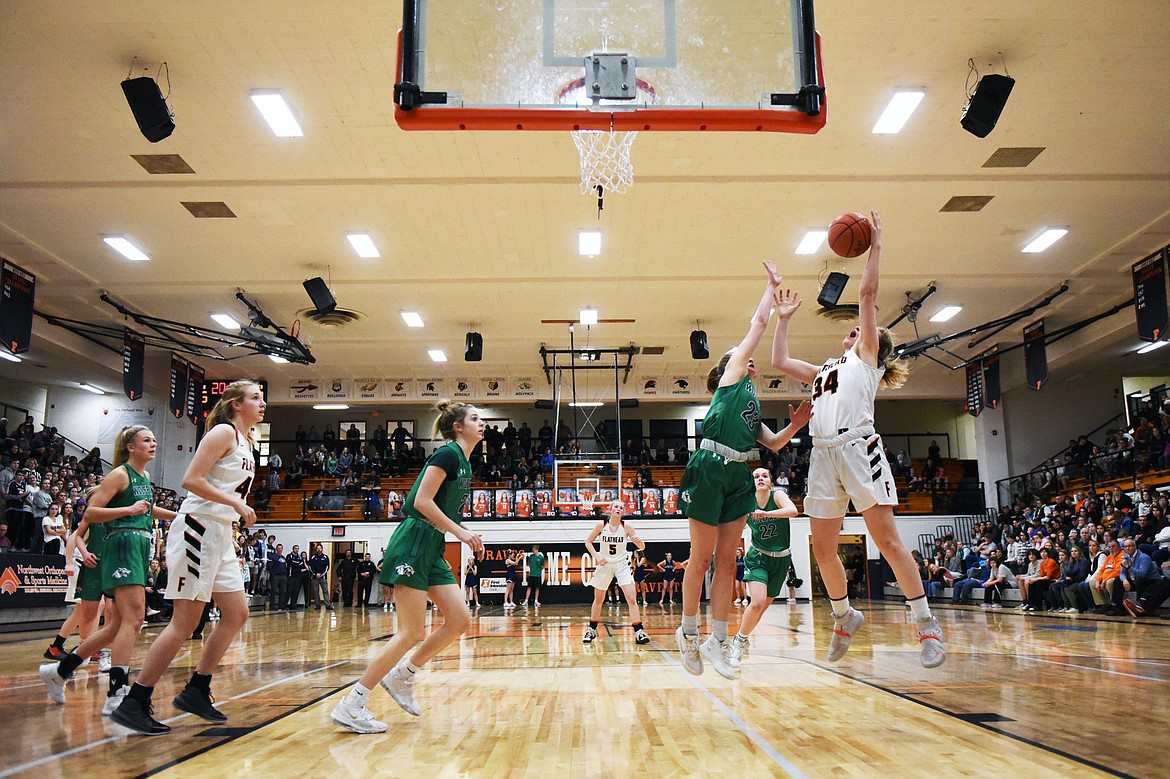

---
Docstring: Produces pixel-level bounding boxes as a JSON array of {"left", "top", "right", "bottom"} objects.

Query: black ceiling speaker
[
  {"left": 121, "top": 76, "right": 175, "bottom": 143},
  {"left": 302, "top": 276, "right": 337, "bottom": 313},
  {"left": 961, "top": 73, "right": 1015, "bottom": 138},
  {"left": 534, "top": 399, "right": 555, "bottom": 410},
  {"left": 817, "top": 272, "right": 850, "bottom": 308},
  {"left": 689, "top": 329, "right": 709, "bottom": 360},
  {"left": 465, "top": 331, "right": 483, "bottom": 361}
]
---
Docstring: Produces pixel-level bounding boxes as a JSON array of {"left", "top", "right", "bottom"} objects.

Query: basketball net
[
  {"left": 580, "top": 493, "right": 596, "bottom": 516},
  {"left": 572, "top": 129, "right": 637, "bottom": 196}
]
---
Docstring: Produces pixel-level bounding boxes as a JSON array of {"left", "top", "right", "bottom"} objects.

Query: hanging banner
[
  {"left": 169, "top": 354, "right": 188, "bottom": 419},
  {"left": 639, "top": 376, "right": 662, "bottom": 396},
  {"left": 289, "top": 378, "right": 319, "bottom": 401},
  {"left": 1023, "top": 320, "right": 1048, "bottom": 391},
  {"left": 122, "top": 328, "right": 145, "bottom": 401},
  {"left": 669, "top": 376, "right": 696, "bottom": 397},
  {"left": 982, "top": 348, "right": 1001, "bottom": 409},
  {"left": 324, "top": 379, "right": 350, "bottom": 400},
  {"left": 512, "top": 377, "right": 537, "bottom": 398},
  {"left": 186, "top": 362, "right": 205, "bottom": 423},
  {"left": 450, "top": 378, "right": 473, "bottom": 399},
  {"left": 387, "top": 378, "right": 414, "bottom": 400},
  {"left": 1133, "top": 249, "right": 1168, "bottom": 342},
  {"left": 481, "top": 377, "right": 504, "bottom": 399},
  {"left": 355, "top": 379, "right": 381, "bottom": 400},
  {"left": 419, "top": 378, "right": 443, "bottom": 399},
  {"left": 0, "top": 260, "right": 36, "bottom": 354},
  {"left": 965, "top": 361, "right": 984, "bottom": 417}
]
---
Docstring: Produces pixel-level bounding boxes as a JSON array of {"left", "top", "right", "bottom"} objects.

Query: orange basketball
[{"left": 828, "top": 212, "right": 872, "bottom": 258}]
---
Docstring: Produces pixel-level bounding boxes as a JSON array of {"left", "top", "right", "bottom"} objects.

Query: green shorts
[
  {"left": 743, "top": 547, "right": 792, "bottom": 599},
  {"left": 679, "top": 448, "right": 755, "bottom": 526},
  {"left": 101, "top": 530, "right": 152, "bottom": 594},
  {"left": 76, "top": 563, "right": 105, "bottom": 602},
  {"left": 378, "top": 516, "right": 458, "bottom": 592}
]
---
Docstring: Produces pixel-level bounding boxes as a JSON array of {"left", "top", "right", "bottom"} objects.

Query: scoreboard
[{"left": 200, "top": 379, "right": 268, "bottom": 416}]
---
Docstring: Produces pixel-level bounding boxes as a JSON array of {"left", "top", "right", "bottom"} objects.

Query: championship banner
[
  {"left": 1133, "top": 249, "right": 1168, "bottom": 342},
  {"left": 0, "top": 553, "right": 70, "bottom": 607},
  {"left": 387, "top": 378, "right": 413, "bottom": 400},
  {"left": 982, "top": 348, "right": 1001, "bottom": 409},
  {"left": 324, "top": 379, "right": 350, "bottom": 400},
  {"left": 169, "top": 353, "right": 188, "bottom": 419},
  {"left": 965, "top": 361, "right": 984, "bottom": 417},
  {"left": 639, "top": 376, "right": 662, "bottom": 396},
  {"left": 419, "top": 378, "right": 443, "bottom": 399},
  {"left": 1023, "top": 320, "right": 1048, "bottom": 391},
  {"left": 122, "top": 328, "right": 145, "bottom": 401},
  {"left": 355, "top": 379, "right": 381, "bottom": 400},
  {"left": 289, "top": 378, "right": 319, "bottom": 401},
  {"left": 512, "top": 377, "right": 537, "bottom": 398},
  {"left": 450, "top": 378, "right": 473, "bottom": 399},
  {"left": 472, "top": 541, "right": 693, "bottom": 604},
  {"left": 0, "top": 260, "right": 35, "bottom": 354},
  {"left": 186, "top": 362, "right": 205, "bottom": 423},
  {"left": 669, "top": 376, "right": 696, "bottom": 397},
  {"left": 481, "top": 377, "right": 504, "bottom": 399}
]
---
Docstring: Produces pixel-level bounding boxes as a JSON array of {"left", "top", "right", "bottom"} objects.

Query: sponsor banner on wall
[
  {"left": 512, "top": 377, "right": 537, "bottom": 398},
  {"left": 450, "top": 377, "right": 473, "bottom": 399},
  {"left": 0, "top": 553, "right": 69, "bottom": 607},
  {"left": 482, "top": 377, "right": 504, "bottom": 399},
  {"left": 387, "top": 378, "right": 413, "bottom": 399},
  {"left": 758, "top": 375, "right": 787, "bottom": 396},
  {"left": 354, "top": 379, "right": 381, "bottom": 399},
  {"left": 324, "top": 379, "right": 350, "bottom": 400},
  {"left": 639, "top": 376, "right": 662, "bottom": 396},
  {"left": 290, "top": 379, "right": 319, "bottom": 401},
  {"left": 419, "top": 378, "right": 443, "bottom": 399},
  {"left": 668, "top": 376, "right": 696, "bottom": 396}
]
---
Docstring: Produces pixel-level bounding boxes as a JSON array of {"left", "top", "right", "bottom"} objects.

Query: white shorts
[
  {"left": 164, "top": 514, "right": 244, "bottom": 602},
  {"left": 64, "top": 569, "right": 79, "bottom": 602},
  {"left": 804, "top": 431, "right": 897, "bottom": 519},
  {"left": 590, "top": 560, "right": 634, "bottom": 589}
]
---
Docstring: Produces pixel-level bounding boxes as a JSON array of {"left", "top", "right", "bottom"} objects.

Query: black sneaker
[
  {"left": 110, "top": 696, "right": 171, "bottom": 735},
  {"left": 173, "top": 686, "right": 228, "bottom": 722}
]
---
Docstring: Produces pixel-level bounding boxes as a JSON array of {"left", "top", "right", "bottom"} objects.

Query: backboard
[{"left": 395, "top": 0, "right": 826, "bottom": 133}]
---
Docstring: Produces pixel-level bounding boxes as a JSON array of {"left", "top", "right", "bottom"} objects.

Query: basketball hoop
[
  {"left": 571, "top": 129, "right": 637, "bottom": 197},
  {"left": 580, "top": 495, "right": 596, "bottom": 517}
]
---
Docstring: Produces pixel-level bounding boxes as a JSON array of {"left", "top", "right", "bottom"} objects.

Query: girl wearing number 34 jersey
[{"left": 772, "top": 211, "right": 945, "bottom": 670}]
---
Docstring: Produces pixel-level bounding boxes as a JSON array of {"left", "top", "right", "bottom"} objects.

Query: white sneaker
[
  {"left": 727, "top": 636, "right": 748, "bottom": 668},
  {"left": 786, "top": 597, "right": 796, "bottom": 604},
  {"left": 98, "top": 648, "right": 112, "bottom": 673},
  {"left": 101, "top": 684, "right": 128, "bottom": 716},
  {"left": 827, "top": 608, "right": 865, "bottom": 662},
  {"left": 675, "top": 627, "right": 703, "bottom": 676},
  {"left": 583, "top": 627, "right": 598, "bottom": 644},
  {"left": 699, "top": 636, "right": 736, "bottom": 679},
  {"left": 39, "top": 663, "right": 66, "bottom": 704},
  {"left": 330, "top": 698, "right": 388, "bottom": 733},
  {"left": 634, "top": 629, "right": 650, "bottom": 645},
  {"left": 380, "top": 664, "right": 422, "bottom": 716},
  {"left": 916, "top": 616, "right": 947, "bottom": 668},
  {"left": 533, "top": 601, "right": 541, "bottom": 607},
  {"left": 990, "top": 603, "right": 1003, "bottom": 610}
]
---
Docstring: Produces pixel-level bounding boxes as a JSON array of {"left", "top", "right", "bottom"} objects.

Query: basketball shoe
[
  {"left": 380, "top": 663, "right": 422, "bottom": 716},
  {"left": 583, "top": 627, "right": 598, "bottom": 644},
  {"left": 826, "top": 607, "right": 865, "bottom": 662},
  {"left": 727, "top": 635, "right": 748, "bottom": 668},
  {"left": 699, "top": 636, "right": 736, "bottom": 679},
  {"left": 330, "top": 697, "right": 387, "bottom": 734},
  {"left": 675, "top": 627, "right": 703, "bottom": 675},
  {"left": 916, "top": 616, "right": 947, "bottom": 668}
]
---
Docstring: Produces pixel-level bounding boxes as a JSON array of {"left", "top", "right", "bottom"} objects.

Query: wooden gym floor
[{"left": 1, "top": 599, "right": 1166, "bottom": 779}]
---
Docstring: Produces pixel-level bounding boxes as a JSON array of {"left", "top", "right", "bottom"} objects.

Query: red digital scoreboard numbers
[{"left": 200, "top": 379, "right": 268, "bottom": 417}]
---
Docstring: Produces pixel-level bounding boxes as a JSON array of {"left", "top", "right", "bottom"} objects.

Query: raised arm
[
  {"left": 771, "top": 288, "right": 820, "bottom": 384},
  {"left": 756, "top": 401, "right": 813, "bottom": 451},
  {"left": 719, "top": 262, "right": 782, "bottom": 388},
  {"left": 854, "top": 211, "right": 883, "bottom": 367}
]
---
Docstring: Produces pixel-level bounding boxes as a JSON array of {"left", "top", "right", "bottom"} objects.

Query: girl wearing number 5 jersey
[
  {"left": 772, "top": 211, "right": 945, "bottom": 669},
  {"left": 674, "top": 261, "right": 813, "bottom": 681},
  {"left": 111, "top": 380, "right": 265, "bottom": 734},
  {"left": 583, "top": 500, "right": 649, "bottom": 646}
]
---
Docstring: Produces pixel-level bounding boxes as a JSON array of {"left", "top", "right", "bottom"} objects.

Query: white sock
[
  {"left": 404, "top": 658, "right": 421, "bottom": 675},
  {"left": 712, "top": 620, "right": 729, "bottom": 643},
  {"left": 907, "top": 595, "right": 932, "bottom": 621},
  {"left": 347, "top": 683, "right": 371, "bottom": 704},
  {"left": 734, "top": 633, "right": 748, "bottom": 644},
  {"left": 830, "top": 596, "right": 851, "bottom": 617},
  {"left": 681, "top": 613, "right": 699, "bottom": 637}
]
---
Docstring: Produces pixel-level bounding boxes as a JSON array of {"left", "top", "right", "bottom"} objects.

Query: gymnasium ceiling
[{"left": 1, "top": 1, "right": 1169, "bottom": 405}]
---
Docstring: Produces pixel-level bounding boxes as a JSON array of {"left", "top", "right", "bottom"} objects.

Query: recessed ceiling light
[
  {"left": 250, "top": 90, "right": 303, "bottom": 137},
  {"left": 428, "top": 349, "right": 447, "bottom": 362},
  {"left": 1137, "top": 340, "right": 1168, "bottom": 355},
  {"left": 929, "top": 305, "right": 963, "bottom": 323},
  {"left": 401, "top": 311, "right": 424, "bottom": 328},
  {"left": 211, "top": 313, "right": 240, "bottom": 330},
  {"left": 347, "top": 232, "right": 380, "bottom": 258},
  {"left": 795, "top": 230, "right": 827, "bottom": 255},
  {"left": 872, "top": 87, "right": 926, "bottom": 134},
  {"left": 313, "top": 403, "right": 350, "bottom": 410},
  {"left": 0, "top": 350, "right": 22, "bottom": 363},
  {"left": 1022, "top": 227, "right": 1069, "bottom": 253},
  {"left": 103, "top": 236, "right": 151, "bottom": 262},
  {"left": 579, "top": 229, "right": 601, "bottom": 257},
  {"left": 579, "top": 308, "right": 599, "bottom": 326},
  {"left": 78, "top": 383, "right": 106, "bottom": 395},
  {"left": 268, "top": 354, "right": 290, "bottom": 363}
]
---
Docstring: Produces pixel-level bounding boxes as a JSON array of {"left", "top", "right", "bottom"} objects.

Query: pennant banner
[
  {"left": 965, "top": 361, "right": 984, "bottom": 417},
  {"left": 186, "top": 362, "right": 205, "bottom": 423},
  {"left": 1023, "top": 320, "right": 1048, "bottom": 391},
  {"left": 0, "top": 260, "right": 36, "bottom": 354},
  {"left": 1133, "top": 249, "right": 1168, "bottom": 342},
  {"left": 169, "top": 354, "right": 188, "bottom": 419},
  {"left": 982, "top": 348, "right": 1001, "bottom": 409},
  {"left": 122, "top": 328, "right": 145, "bottom": 401}
]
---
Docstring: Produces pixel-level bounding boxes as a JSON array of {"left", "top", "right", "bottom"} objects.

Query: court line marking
[
  {"left": 653, "top": 640, "right": 810, "bottom": 779},
  {"left": 0, "top": 659, "right": 349, "bottom": 779}
]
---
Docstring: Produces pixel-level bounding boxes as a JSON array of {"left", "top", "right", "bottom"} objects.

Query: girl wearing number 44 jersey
[
  {"left": 772, "top": 211, "right": 945, "bottom": 669},
  {"left": 110, "top": 380, "right": 266, "bottom": 734}
]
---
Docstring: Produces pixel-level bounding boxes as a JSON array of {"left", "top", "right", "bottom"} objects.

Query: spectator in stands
[
  {"left": 25, "top": 476, "right": 52, "bottom": 554},
  {"left": 950, "top": 558, "right": 989, "bottom": 605},
  {"left": 41, "top": 502, "right": 66, "bottom": 555},
  {"left": 1054, "top": 545, "right": 1090, "bottom": 612},
  {"left": 388, "top": 499, "right": 405, "bottom": 519},
  {"left": 252, "top": 482, "right": 271, "bottom": 512},
  {"left": 1022, "top": 547, "right": 1060, "bottom": 611},
  {"left": 0, "top": 521, "right": 11, "bottom": 551},
  {"left": 980, "top": 552, "right": 1016, "bottom": 609},
  {"left": 345, "top": 424, "right": 361, "bottom": 450},
  {"left": 338, "top": 446, "right": 353, "bottom": 474},
  {"left": 1015, "top": 549, "right": 1042, "bottom": 606},
  {"left": 322, "top": 424, "right": 337, "bottom": 453},
  {"left": 1117, "top": 537, "right": 1161, "bottom": 605},
  {"left": 1090, "top": 539, "right": 1126, "bottom": 614}
]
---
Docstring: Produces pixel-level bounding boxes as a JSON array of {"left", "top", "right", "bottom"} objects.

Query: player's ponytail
[
  {"left": 433, "top": 400, "right": 474, "bottom": 441},
  {"left": 877, "top": 328, "right": 910, "bottom": 389},
  {"left": 706, "top": 350, "right": 735, "bottom": 393}
]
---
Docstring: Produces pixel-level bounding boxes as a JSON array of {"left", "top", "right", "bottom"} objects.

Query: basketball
[{"left": 827, "top": 212, "right": 872, "bottom": 258}]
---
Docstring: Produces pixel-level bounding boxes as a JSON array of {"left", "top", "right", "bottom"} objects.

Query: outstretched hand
[
  {"left": 869, "top": 210, "right": 882, "bottom": 252},
  {"left": 788, "top": 400, "right": 813, "bottom": 429},
  {"left": 773, "top": 288, "right": 802, "bottom": 319},
  {"left": 763, "top": 261, "right": 782, "bottom": 287}
]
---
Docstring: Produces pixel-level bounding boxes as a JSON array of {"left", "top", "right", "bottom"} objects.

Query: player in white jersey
[
  {"left": 583, "top": 500, "right": 650, "bottom": 645},
  {"left": 772, "top": 211, "right": 945, "bottom": 669},
  {"left": 111, "top": 380, "right": 265, "bottom": 735}
]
